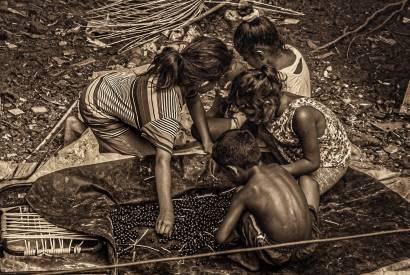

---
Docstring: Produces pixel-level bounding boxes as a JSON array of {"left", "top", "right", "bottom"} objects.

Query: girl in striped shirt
[{"left": 64, "top": 36, "right": 232, "bottom": 237}]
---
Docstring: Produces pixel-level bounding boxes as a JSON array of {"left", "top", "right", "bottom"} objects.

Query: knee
[{"left": 299, "top": 175, "right": 319, "bottom": 190}]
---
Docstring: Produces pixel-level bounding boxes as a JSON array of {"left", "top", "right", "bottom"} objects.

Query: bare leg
[
  {"left": 299, "top": 175, "right": 320, "bottom": 213},
  {"left": 95, "top": 128, "right": 156, "bottom": 157},
  {"left": 64, "top": 116, "right": 87, "bottom": 146}
]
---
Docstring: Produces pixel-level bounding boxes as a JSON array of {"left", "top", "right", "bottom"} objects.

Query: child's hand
[{"left": 156, "top": 209, "right": 175, "bottom": 237}]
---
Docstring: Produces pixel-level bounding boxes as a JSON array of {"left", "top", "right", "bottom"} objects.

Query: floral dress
[{"left": 263, "top": 97, "right": 351, "bottom": 193}]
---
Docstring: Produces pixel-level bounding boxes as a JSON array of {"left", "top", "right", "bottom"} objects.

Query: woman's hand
[{"left": 156, "top": 209, "right": 175, "bottom": 237}]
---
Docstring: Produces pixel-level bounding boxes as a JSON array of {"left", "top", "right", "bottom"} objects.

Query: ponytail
[
  {"left": 229, "top": 66, "right": 283, "bottom": 123},
  {"left": 147, "top": 47, "right": 183, "bottom": 90},
  {"left": 147, "top": 36, "right": 232, "bottom": 93}
]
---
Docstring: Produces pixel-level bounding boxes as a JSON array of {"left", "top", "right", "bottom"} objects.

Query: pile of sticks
[
  {"left": 86, "top": 0, "right": 206, "bottom": 53},
  {"left": 86, "top": 0, "right": 304, "bottom": 53}
]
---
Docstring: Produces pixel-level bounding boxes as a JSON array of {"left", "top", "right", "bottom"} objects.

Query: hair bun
[{"left": 238, "top": 0, "right": 260, "bottom": 22}]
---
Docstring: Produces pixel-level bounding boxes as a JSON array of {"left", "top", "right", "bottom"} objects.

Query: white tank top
[{"left": 278, "top": 45, "right": 311, "bottom": 97}]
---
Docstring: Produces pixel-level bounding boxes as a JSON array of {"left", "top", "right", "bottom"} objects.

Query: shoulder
[
  {"left": 229, "top": 188, "right": 249, "bottom": 208},
  {"left": 293, "top": 105, "right": 315, "bottom": 123},
  {"left": 264, "top": 163, "right": 284, "bottom": 173}
]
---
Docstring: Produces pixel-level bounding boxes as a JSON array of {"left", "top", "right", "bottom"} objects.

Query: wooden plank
[{"left": 399, "top": 80, "right": 410, "bottom": 115}]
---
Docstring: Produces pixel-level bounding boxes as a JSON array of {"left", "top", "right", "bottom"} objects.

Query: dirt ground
[
  {"left": 0, "top": 1, "right": 410, "bottom": 273},
  {"left": 1, "top": 0, "right": 409, "bottom": 175}
]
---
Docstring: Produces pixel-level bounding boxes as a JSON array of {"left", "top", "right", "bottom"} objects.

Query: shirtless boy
[{"left": 212, "top": 130, "right": 318, "bottom": 270}]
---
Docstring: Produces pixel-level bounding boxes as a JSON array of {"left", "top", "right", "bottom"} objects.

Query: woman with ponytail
[
  {"left": 228, "top": 65, "right": 351, "bottom": 219},
  {"left": 64, "top": 36, "right": 232, "bottom": 236}
]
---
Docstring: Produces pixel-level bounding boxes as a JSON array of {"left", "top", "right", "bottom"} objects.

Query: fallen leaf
[
  {"left": 281, "top": 18, "right": 300, "bottom": 25},
  {"left": 378, "top": 36, "right": 396, "bottom": 46},
  {"left": 67, "top": 25, "right": 81, "bottom": 34},
  {"left": 5, "top": 41, "right": 17, "bottom": 49},
  {"left": 313, "top": 52, "right": 334, "bottom": 59},
  {"left": 306, "top": 39, "right": 318, "bottom": 49},
  {"left": 8, "top": 108, "right": 24, "bottom": 116},
  {"left": 86, "top": 37, "right": 109, "bottom": 48},
  {"left": 71, "top": 57, "right": 96, "bottom": 67},
  {"left": 52, "top": 57, "right": 67, "bottom": 66},
  {"left": 6, "top": 7, "right": 26, "bottom": 17},
  {"left": 21, "top": 31, "right": 46, "bottom": 39},
  {"left": 63, "top": 49, "right": 76, "bottom": 56},
  {"left": 383, "top": 145, "right": 399, "bottom": 154},
  {"left": 371, "top": 122, "right": 408, "bottom": 132},
  {"left": 31, "top": 106, "right": 48, "bottom": 114}
]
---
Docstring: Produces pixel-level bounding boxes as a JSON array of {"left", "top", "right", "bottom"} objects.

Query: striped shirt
[{"left": 80, "top": 71, "right": 184, "bottom": 154}]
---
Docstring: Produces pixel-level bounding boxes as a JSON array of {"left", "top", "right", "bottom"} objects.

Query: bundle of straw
[
  {"left": 205, "top": 0, "right": 304, "bottom": 16},
  {"left": 86, "top": 0, "right": 206, "bottom": 53},
  {"left": 86, "top": 0, "right": 304, "bottom": 53}
]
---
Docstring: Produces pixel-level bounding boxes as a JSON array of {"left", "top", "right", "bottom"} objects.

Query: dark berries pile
[{"left": 110, "top": 189, "right": 235, "bottom": 256}]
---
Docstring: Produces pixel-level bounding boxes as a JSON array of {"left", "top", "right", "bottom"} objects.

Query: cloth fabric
[
  {"left": 78, "top": 71, "right": 184, "bottom": 154},
  {"left": 230, "top": 211, "right": 318, "bottom": 271},
  {"left": 279, "top": 45, "right": 311, "bottom": 97},
  {"left": 264, "top": 97, "right": 351, "bottom": 168},
  {"left": 312, "top": 165, "right": 348, "bottom": 195}
]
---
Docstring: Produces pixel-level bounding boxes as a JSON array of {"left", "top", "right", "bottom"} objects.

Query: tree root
[{"left": 313, "top": 0, "right": 408, "bottom": 53}]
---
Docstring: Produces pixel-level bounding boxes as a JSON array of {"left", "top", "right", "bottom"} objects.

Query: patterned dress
[{"left": 263, "top": 97, "right": 351, "bottom": 193}]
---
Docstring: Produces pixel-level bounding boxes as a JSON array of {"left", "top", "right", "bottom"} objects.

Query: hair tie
[{"left": 242, "top": 9, "right": 260, "bottom": 23}]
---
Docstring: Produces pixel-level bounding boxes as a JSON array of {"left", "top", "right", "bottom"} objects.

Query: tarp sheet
[
  {"left": 20, "top": 158, "right": 410, "bottom": 273},
  {"left": 24, "top": 156, "right": 230, "bottom": 263}
]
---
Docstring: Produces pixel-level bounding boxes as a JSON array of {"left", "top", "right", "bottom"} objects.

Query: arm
[
  {"left": 186, "top": 92, "right": 213, "bottom": 153},
  {"left": 215, "top": 192, "right": 246, "bottom": 244},
  {"left": 155, "top": 148, "right": 174, "bottom": 237},
  {"left": 281, "top": 107, "right": 320, "bottom": 177}
]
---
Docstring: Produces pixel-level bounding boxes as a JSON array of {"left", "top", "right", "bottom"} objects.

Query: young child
[
  {"left": 234, "top": 14, "right": 311, "bottom": 97},
  {"left": 196, "top": 12, "right": 312, "bottom": 141},
  {"left": 64, "top": 36, "right": 232, "bottom": 237},
  {"left": 228, "top": 66, "right": 351, "bottom": 216},
  {"left": 212, "top": 129, "right": 318, "bottom": 271}
]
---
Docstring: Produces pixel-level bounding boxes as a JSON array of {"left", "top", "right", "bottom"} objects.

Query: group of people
[{"left": 64, "top": 11, "right": 351, "bottom": 271}]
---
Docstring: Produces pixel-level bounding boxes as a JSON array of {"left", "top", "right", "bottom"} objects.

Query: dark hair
[
  {"left": 228, "top": 65, "right": 283, "bottom": 123},
  {"left": 212, "top": 129, "right": 261, "bottom": 170},
  {"left": 147, "top": 36, "right": 232, "bottom": 91},
  {"left": 234, "top": 16, "right": 285, "bottom": 57}
]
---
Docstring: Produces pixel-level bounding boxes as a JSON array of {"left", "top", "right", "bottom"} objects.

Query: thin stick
[
  {"left": 313, "top": 0, "right": 406, "bottom": 52},
  {"left": 181, "top": 2, "right": 226, "bottom": 27},
  {"left": 24, "top": 99, "right": 78, "bottom": 162},
  {"left": 39, "top": 228, "right": 410, "bottom": 275}
]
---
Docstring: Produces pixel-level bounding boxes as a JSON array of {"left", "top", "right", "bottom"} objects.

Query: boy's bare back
[{"left": 235, "top": 164, "right": 312, "bottom": 242}]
